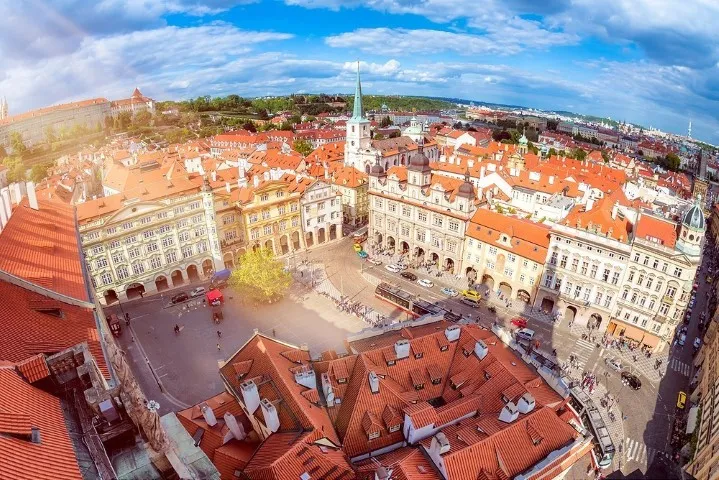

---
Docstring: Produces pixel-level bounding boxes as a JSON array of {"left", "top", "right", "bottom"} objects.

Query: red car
[{"left": 511, "top": 317, "right": 527, "bottom": 328}]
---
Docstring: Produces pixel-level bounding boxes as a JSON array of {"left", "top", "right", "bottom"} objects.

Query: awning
[
  {"left": 609, "top": 319, "right": 654, "bottom": 345},
  {"left": 206, "top": 289, "right": 223, "bottom": 302},
  {"left": 686, "top": 406, "right": 700, "bottom": 435}
]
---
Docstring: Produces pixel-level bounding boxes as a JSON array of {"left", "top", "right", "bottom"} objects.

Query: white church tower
[{"left": 344, "top": 62, "right": 371, "bottom": 168}]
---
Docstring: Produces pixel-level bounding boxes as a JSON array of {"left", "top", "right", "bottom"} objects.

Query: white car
[
  {"left": 190, "top": 286, "right": 206, "bottom": 297},
  {"left": 368, "top": 258, "right": 382, "bottom": 266},
  {"left": 441, "top": 287, "right": 459, "bottom": 297},
  {"left": 693, "top": 337, "right": 701, "bottom": 349},
  {"left": 397, "top": 263, "right": 409, "bottom": 271},
  {"left": 385, "top": 264, "right": 401, "bottom": 273},
  {"left": 417, "top": 278, "right": 434, "bottom": 288},
  {"left": 605, "top": 357, "right": 622, "bottom": 371}
]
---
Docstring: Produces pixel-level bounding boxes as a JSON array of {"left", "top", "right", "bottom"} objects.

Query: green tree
[
  {"left": 2, "top": 156, "right": 26, "bottom": 183},
  {"left": 601, "top": 151, "right": 610, "bottom": 163},
  {"left": 572, "top": 148, "right": 587, "bottom": 161},
  {"left": 373, "top": 133, "right": 385, "bottom": 140},
  {"left": 388, "top": 130, "right": 401, "bottom": 138},
  {"left": 133, "top": 110, "right": 152, "bottom": 127},
  {"left": 229, "top": 248, "right": 292, "bottom": 303},
  {"left": 115, "top": 111, "right": 132, "bottom": 130},
  {"left": 242, "top": 121, "right": 257, "bottom": 133},
  {"left": 9, "top": 132, "right": 27, "bottom": 157},
  {"left": 44, "top": 125, "right": 57, "bottom": 144},
  {"left": 527, "top": 142, "right": 539, "bottom": 154},
  {"left": 548, "top": 148, "right": 557, "bottom": 157},
  {"left": 293, "top": 139, "right": 313, "bottom": 156},
  {"left": 30, "top": 162, "right": 53, "bottom": 183},
  {"left": 379, "top": 116, "right": 392, "bottom": 128}
]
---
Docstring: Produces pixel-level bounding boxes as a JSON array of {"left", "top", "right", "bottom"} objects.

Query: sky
[{"left": 2, "top": 1, "right": 719, "bottom": 143}]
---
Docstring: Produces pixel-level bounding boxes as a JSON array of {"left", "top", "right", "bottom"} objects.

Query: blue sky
[{"left": 2, "top": 1, "right": 719, "bottom": 143}]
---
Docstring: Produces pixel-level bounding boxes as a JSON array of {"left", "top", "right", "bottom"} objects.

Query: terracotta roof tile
[{"left": 635, "top": 213, "right": 677, "bottom": 248}]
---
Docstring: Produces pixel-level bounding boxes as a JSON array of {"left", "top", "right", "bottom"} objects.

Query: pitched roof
[
  {"left": 0, "top": 198, "right": 89, "bottom": 301},
  {"left": 0, "top": 98, "right": 108, "bottom": 126},
  {"left": 0, "top": 368, "right": 83, "bottom": 480},
  {"left": 467, "top": 209, "right": 550, "bottom": 263},
  {"left": 635, "top": 213, "right": 678, "bottom": 248},
  {"left": 0, "top": 280, "right": 109, "bottom": 378},
  {"left": 563, "top": 191, "right": 633, "bottom": 242}
]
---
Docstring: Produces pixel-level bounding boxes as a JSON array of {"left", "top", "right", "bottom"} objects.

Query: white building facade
[{"left": 300, "top": 179, "right": 343, "bottom": 246}]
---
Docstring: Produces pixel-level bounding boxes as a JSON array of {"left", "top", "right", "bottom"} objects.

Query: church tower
[
  {"left": 676, "top": 197, "right": 705, "bottom": 258},
  {"left": 0, "top": 97, "right": 8, "bottom": 120},
  {"left": 344, "top": 62, "right": 371, "bottom": 169}
]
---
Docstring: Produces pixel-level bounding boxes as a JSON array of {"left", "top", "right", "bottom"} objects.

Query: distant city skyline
[{"left": 1, "top": 1, "right": 719, "bottom": 143}]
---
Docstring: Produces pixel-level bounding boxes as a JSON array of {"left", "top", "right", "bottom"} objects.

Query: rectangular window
[
  {"left": 122, "top": 222, "right": 133, "bottom": 230},
  {"left": 174, "top": 206, "right": 184, "bottom": 215},
  {"left": 402, "top": 206, "right": 411, "bottom": 217},
  {"left": 418, "top": 212, "right": 427, "bottom": 222},
  {"left": 374, "top": 198, "right": 383, "bottom": 208},
  {"left": 574, "top": 285, "right": 582, "bottom": 298},
  {"left": 249, "top": 214, "right": 258, "bottom": 223},
  {"left": 507, "top": 254, "right": 516, "bottom": 263},
  {"left": 192, "top": 214, "right": 203, "bottom": 224},
  {"left": 106, "top": 227, "right": 117, "bottom": 235},
  {"left": 162, "top": 237, "right": 175, "bottom": 248},
  {"left": 560, "top": 255, "right": 568, "bottom": 268},
  {"left": 387, "top": 202, "right": 396, "bottom": 213},
  {"left": 141, "top": 216, "right": 152, "bottom": 225},
  {"left": 590, "top": 264, "right": 598, "bottom": 278},
  {"left": 628, "top": 271, "right": 636, "bottom": 283},
  {"left": 291, "top": 203, "right": 298, "bottom": 212},
  {"left": 646, "top": 277, "right": 653, "bottom": 289},
  {"left": 262, "top": 210, "right": 270, "bottom": 220},
  {"left": 264, "top": 225, "right": 272, "bottom": 236},
  {"left": 292, "top": 217, "right": 299, "bottom": 227},
  {"left": 157, "top": 211, "right": 168, "bottom": 219},
  {"left": 111, "top": 252, "right": 124, "bottom": 264},
  {"left": 278, "top": 205, "right": 286, "bottom": 215},
  {"left": 570, "top": 258, "right": 579, "bottom": 272},
  {"left": 179, "top": 231, "right": 190, "bottom": 242},
  {"left": 401, "top": 225, "right": 409, "bottom": 237},
  {"left": 595, "top": 292, "right": 603, "bottom": 305},
  {"left": 432, "top": 216, "right": 443, "bottom": 227},
  {"left": 604, "top": 295, "right": 613, "bottom": 308},
  {"left": 132, "top": 262, "right": 145, "bottom": 275},
  {"left": 91, "top": 245, "right": 104, "bottom": 255},
  {"left": 446, "top": 241, "right": 456, "bottom": 253},
  {"left": 158, "top": 224, "right": 171, "bottom": 234},
  {"left": 564, "top": 282, "right": 572, "bottom": 295},
  {"left": 194, "top": 227, "right": 206, "bottom": 237},
  {"left": 182, "top": 245, "right": 193, "bottom": 258},
  {"left": 666, "top": 286, "right": 677, "bottom": 298},
  {"left": 165, "top": 250, "right": 177, "bottom": 263},
  {"left": 189, "top": 201, "right": 200, "bottom": 210},
  {"left": 544, "top": 274, "right": 554, "bottom": 288},
  {"left": 504, "top": 268, "right": 513, "bottom": 277},
  {"left": 125, "top": 235, "right": 137, "bottom": 245},
  {"left": 251, "top": 229, "right": 260, "bottom": 240},
  {"left": 580, "top": 261, "right": 588, "bottom": 275},
  {"left": 550, "top": 252, "right": 558, "bottom": 265},
  {"left": 96, "top": 258, "right": 108, "bottom": 269},
  {"left": 487, "top": 261, "right": 495, "bottom": 271},
  {"left": 449, "top": 220, "right": 459, "bottom": 232},
  {"left": 225, "top": 229, "right": 237, "bottom": 240},
  {"left": 674, "top": 267, "right": 683, "bottom": 278},
  {"left": 143, "top": 230, "right": 155, "bottom": 239},
  {"left": 101, "top": 272, "right": 113, "bottom": 285},
  {"left": 489, "top": 246, "right": 498, "bottom": 256},
  {"left": 128, "top": 248, "right": 140, "bottom": 259},
  {"left": 611, "top": 272, "right": 620, "bottom": 285},
  {"left": 117, "top": 265, "right": 129, "bottom": 280},
  {"left": 177, "top": 219, "right": 189, "bottom": 228},
  {"left": 602, "top": 269, "right": 610, "bottom": 282},
  {"left": 109, "top": 240, "right": 121, "bottom": 249},
  {"left": 146, "top": 242, "right": 159, "bottom": 253},
  {"left": 150, "top": 256, "right": 162, "bottom": 269}
]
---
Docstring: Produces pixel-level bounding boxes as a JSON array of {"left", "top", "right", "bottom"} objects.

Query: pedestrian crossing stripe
[
  {"left": 670, "top": 358, "right": 691, "bottom": 376},
  {"left": 576, "top": 339, "right": 595, "bottom": 350},
  {"left": 624, "top": 438, "right": 659, "bottom": 465}
]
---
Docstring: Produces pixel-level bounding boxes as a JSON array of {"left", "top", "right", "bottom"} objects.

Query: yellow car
[
  {"left": 353, "top": 243, "right": 362, "bottom": 252},
  {"left": 677, "top": 391, "right": 687, "bottom": 410},
  {"left": 461, "top": 289, "right": 481, "bottom": 301}
]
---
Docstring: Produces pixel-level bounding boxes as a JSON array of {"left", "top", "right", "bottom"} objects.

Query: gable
[{"left": 105, "top": 201, "right": 167, "bottom": 224}]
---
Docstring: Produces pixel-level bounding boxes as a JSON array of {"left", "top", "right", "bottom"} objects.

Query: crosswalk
[
  {"left": 573, "top": 338, "right": 595, "bottom": 370},
  {"left": 623, "top": 438, "right": 659, "bottom": 465},
  {"left": 669, "top": 358, "right": 692, "bottom": 376}
]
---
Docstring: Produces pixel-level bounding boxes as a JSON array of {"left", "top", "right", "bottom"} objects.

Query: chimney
[
  {"left": 611, "top": 201, "right": 619, "bottom": 220},
  {"left": 468, "top": 159, "right": 474, "bottom": 168},
  {"left": 224, "top": 412, "right": 246, "bottom": 440},
  {"left": 31, "top": 427, "right": 41, "bottom": 444},
  {"left": 474, "top": 340, "right": 488, "bottom": 360},
  {"left": 200, "top": 402, "right": 217, "bottom": 426},
  {"left": 394, "top": 339, "right": 410, "bottom": 359},
  {"left": 444, "top": 325, "right": 461, "bottom": 342},
  {"left": 25, "top": 181, "right": 38, "bottom": 210},
  {"left": 0, "top": 196, "right": 8, "bottom": 229},
  {"left": 263, "top": 171, "right": 270, "bottom": 181},
  {"left": 225, "top": 182, "right": 231, "bottom": 194},
  {"left": 430, "top": 432, "right": 450, "bottom": 455},
  {"left": 375, "top": 466, "right": 392, "bottom": 480},
  {"left": 1, "top": 188, "right": 11, "bottom": 218},
  {"left": 585, "top": 196, "right": 594, "bottom": 211},
  {"left": 321, "top": 372, "right": 335, "bottom": 403},
  {"left": 548, "top": 176, "right": 554, "bottom": 185},
  {"left": 369, "top": 371, "right": 380, "bottom": 393},
  {"left": 211, "top": 171, "right": 217, "bottom": 182},
  {"left": 260, "top": 398, "right": 280, "bottom": 432},
  {"left": 499, "top": 401, "right": 519, "bottom": 423},
  {"left": 240, "top": 380, "right": 261, "bottom": 413},
  {"left": 480, "top": 166, "right": 486, "bottom": 179},
  {"left": 517, "top": 393, "right": 536, "bottom": 414},
  {"left": 295, "top": 367, "right": 317, "bottom": 389},
  {"left": 253, "top": 175, "right": 260, "bottom": 188},
  {"left": 323, "top": 162, "right": 329, "bottom": 180}
]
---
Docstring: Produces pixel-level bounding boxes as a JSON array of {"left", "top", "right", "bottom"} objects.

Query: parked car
[
  {"left": 441, "top": 287, "right": 458, "bottom": 297},
  {"left": 515, "top": 328, "right": 535, "bottom": 342},
  {"left": 171, "top": 292, "right": 189, "bottom": 304},
  {"left": 621, "top": 372, "right": 642, "bottom": 390},
  {"left": 353, "top": 243, "right": 362, "bottom": 252},
  {"left": 357, "top": 250, "right": 368, "bottom": 258},
  {"left": 417, "top": 278, "right": 434, "bottom": 288},
  {"left": 385, "top": 264, "right": 401, "bottom": 273},
  {"left": 678, "top": 333, "right": 687, "bottom": 346},
  {"left": 693, "top": 337, "right": 702, "bottom": 349},
  {"left": 190, "top": 286, "right": 206, "bottom": 298},
  {"left": 677, "top": 391, "right": 687, "bottom": 409},
  {"left": 511, "top": 317, "right": 527, "bottom": 329},
  {"left": 400, "top": 272, "right": 418, "bottom": 281},
  {"left": 461, "top": 289, "right": 481, "bottom": 301},
  {"left": 397, "top": 263, "right": 409, "bottom": 270},
  {"left": 460, "top": 297, "right": 481, "bottom": 308},
  {"left": 605, "top": 357, "right": 622, "bottom": 371},
  {"left": 368, "top": 258, "right": 382, "bottom": 266}
]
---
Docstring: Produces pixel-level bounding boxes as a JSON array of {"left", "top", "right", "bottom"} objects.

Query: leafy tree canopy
[
  {"left": 229, "top": 248, "right": 292, "bottom": 303},
  {"left": 293, "top": 139, "right": 313, "bottom": 156}
]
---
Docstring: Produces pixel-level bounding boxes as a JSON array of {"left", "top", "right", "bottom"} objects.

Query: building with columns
[
  {"left": 534, "top": 195, "right": 633, "bottom": 332},
  {"left": 368, "top": 149, "right": 476, "bottom": 274},
  {"left": 77, "top": 175, "right": 225, "bottom": 304},
  {"left": 611, "top": 203, "right": 704, "bottom": 352}
]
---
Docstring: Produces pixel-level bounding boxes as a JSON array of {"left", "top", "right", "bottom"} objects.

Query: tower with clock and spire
[{"left": 344, "top": 62, "right": 371, "bottom": 168}]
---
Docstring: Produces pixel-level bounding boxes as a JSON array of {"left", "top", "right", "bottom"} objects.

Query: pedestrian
[
  {"left": 217, "top": 330, "right": 222, "bottom": 338},
  {"left": 272, "top": 328, "right": 276, "bottom": 337},
  {"left": 217, "top": 343, "right": 221, "bottom": 351}
]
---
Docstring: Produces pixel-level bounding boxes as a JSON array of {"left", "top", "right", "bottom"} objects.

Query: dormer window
[
  {"left": 432, "top": 377, "right": 441, "bottom": 385},
  {"left": 368, "top": 431, "right": 380, "bottom": 440},
  {"left": 386, "top": 359, "right": 396, "bottom": 366},
  {"left": 389, "top": 424, "right": 401, "bottom": 433},
  {"left": 415, "top": 352, "right": 423, "bottom": 359},
  {"left": 533, "top": 438, "right": 542, "bottom": 446},
  {"left": 484, "top": 371, "right": 492, "bottom": 380},
  {"left": 440, "top": 345, "right": 449, "bottom": 352},
  {"left": 337, "top": 377, "right": 347, "bottom": 384}
]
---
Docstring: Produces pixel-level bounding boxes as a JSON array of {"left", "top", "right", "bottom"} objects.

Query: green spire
[{"left": 352, "top": 61, "right": 364, "bottom": 120}]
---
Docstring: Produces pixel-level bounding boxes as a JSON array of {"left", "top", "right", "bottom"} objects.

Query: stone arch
[
  {"left": 280, "top": 235, "right": 289, "bottom": 254},
  {"left": 187, "top": 264, "right": 200, "bottom": 282},
  {"left": 291, "top": 231, "right": 301, "bottom": 250},
  {"left": 414, "top": 246, "right": 425, "bottom": 261},
  {"left": 365, "top": 164, "right": 370, "bottom": 174},
  {"left": 126, "top": 282, "right": 145, "bottom": 300},
  {"left": 517, "top": 289, "right": 531, "bottom": 303},
  {"left": 590, "top": 313, "right": 603, "bottom": 330},
  {"left": 482, "top": 274, "right": 495, "bottom": 290},
  {"left": 329, "top": 224, "right": 337, "bottom": 241},
  {"left": 466, "top": 267, "right": 477, "bottom": 281},
  {"left": 171, "top": 269, "right": 184, "bottom": 286},
  {"left": 565, "top": 306, "right": 578, "bottom": 324},
  {"left": 104, "top": 289, "right": 119, "bottom": 305},
  {"left": 498, "top": 281, "right": 512, "bottom": 298},
  {"left": 400, "top": 241, "right": 409, "bottom": 254},
  {"left": 444, "top": 257, "right": 455, "bottom": 274},
  {"left": 264, "top": 239, "right": 274, "bottom": 254},
  {"left": 540, "top": 296, "right": 554, "bottom": 314},
  {"left": 386, "top": 236, "right": 395, "bottom": 251},
  {"left": 223, "top": 252, "right": 235, "bottom": 269},
  {"left": 318, "top": 227, "right": 326, "bottom": 244},
  {"left": 154, "top": 275, "right": 169, "bottom": 292},
  {"left": 305, "top": 231, "right": 314, "bottom": 248}
]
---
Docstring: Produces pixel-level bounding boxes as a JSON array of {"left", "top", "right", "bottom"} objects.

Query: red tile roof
[
  {"left": 635, "top": 213, "right": 678, "bottom": 248},
  {"left": 0, "top": 280, "right": 109, "bottom": 378},
  {"left": 0, "top": 98, "right": 108, "bottom": 126},
  {"left": 563, "top": 191, "right": 633, "bottom": 242},
  {"left": 0, "top": 368, "right": 83, "bottom": 479},
  {"left": 467, "top": 209, "right": 550, "bottom": 264},
  {"left": 0, "top": 198, "right": 89, "bottom": 301}
]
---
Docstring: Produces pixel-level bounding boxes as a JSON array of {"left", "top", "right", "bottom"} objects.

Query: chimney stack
[
  {"left": 26, "top": 181, "right": 38, "bottom": 210},
  {"left": 253, "top": 175, "right": 260, "bottom": 188},
  {"left": 225, "top": 182, "right": 231, "bottom": 194},
  {"left": 200, "top": 402, "right": 217, "bottom": 426},
  {"left": 224, "top": 412, "right": 246, "bottom": 440},
  {"left": 611, "top": 201, "right": 619, "bottom": 220}
]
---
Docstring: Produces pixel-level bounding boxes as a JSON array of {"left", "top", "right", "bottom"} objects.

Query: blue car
[{"left": 358, "top": 250, "right": 368, "bottom": 258}]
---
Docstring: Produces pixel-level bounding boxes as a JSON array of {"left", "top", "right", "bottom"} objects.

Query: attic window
[
  {"left": 36, "top": 308, "right": 63, "bottom": 318},
  {"left": 389, "top": 424, "right": 401, "bottom": 433},
  {"left": 484, "top": 371, "right": 492, "bottom": 380},
  {"left": 533, "top": 438, "right": 542, "bottom": 446},
  {"left": 368, "top": 431, "right": 381, "bottom": 440},
  {"left": 386, "top": 359, "right": 396, "bottom": 366},
  {"left": 337, "top": 377, "right": 347, "bottom": 384},
  {"left": 440, "top": 345, "right": 449, "bottom": 352},
  {"left": 432, "top": 377, "right": 441, "bottom": 385},
  {"left": 415, "top": 352, "right": 423, "bottom": 359}
]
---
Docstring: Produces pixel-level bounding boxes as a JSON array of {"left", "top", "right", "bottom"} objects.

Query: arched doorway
[
  {"left": 590, "top": 313, "right": 603, "bottom": 330},
  {"left": 280, "top": 235, "right": 289, "bottom": 254},
  {"left": 517, "top": 289, "right": 531, "bottom": 303},
  {"left": 400, "top": 154, "right": 405, "bottom": 165},
  {"left": 466, "top": 267, "right": 477, "bottom": 282},
  {"left": 291, "top": 231, "right": 301, "bottom": 250},
  {"left": 126, "top": 283, "right": 145, "bottom": 300},
  {"left": 365, "top": 164, "right": 370, "bottom": 174},
  {"left": 329, "top": 224, "right": 337, "bottom": 241},
  {"left": 264, "top": 239, "right": 274, "bottom": 254},
  {"left": 224, "top": 252, "right": 235, "bottom": 269},
  {"left": 540, "top": 297, "right": 554, "bottom": 314},
  {"left": 318, "top": 228, "right": 326, "bottom": 244},
  {"left": 565, "top": 306, "right": 577, "bottom": 325},
  {"left": 482, "top": 274, "right": 495, "bottom": 291},
  {"left": 414, "top": 247, "right": 425, "bottom": 261},
  {"left": 498, "top": 282, "right": 512, "bottom": 298},
  {"left": 155, "top": 276, "right": 169, "bottom": 292},
  {"left": 104, "top": 289, "right": 118, "bottom": 305},
  {"left": 400, "top": 240, "right": 409, "bottom": 254},
  {"left": 202, "top": 259, "right": 213, "bottom": 277},
  {"left": 187, "top": 265, "right": 200, "bottom": 282},
  {"left": 430, "top": 252, "right": 439, "bottom": 265},
  {"left": 305, "top": 231, "right": 314, "bottom": 248},
  {"left": 375, "top": 233, "right": 383, "bottom": 246},
  {"left": 252, "top": 244, "right": 260, "bottom": 252},
  {"left": 444, "top": 257, "right": 455, "bottom": 274},
  {"left": 171, "top": 269, "right": 184, "bottom": 286}
]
